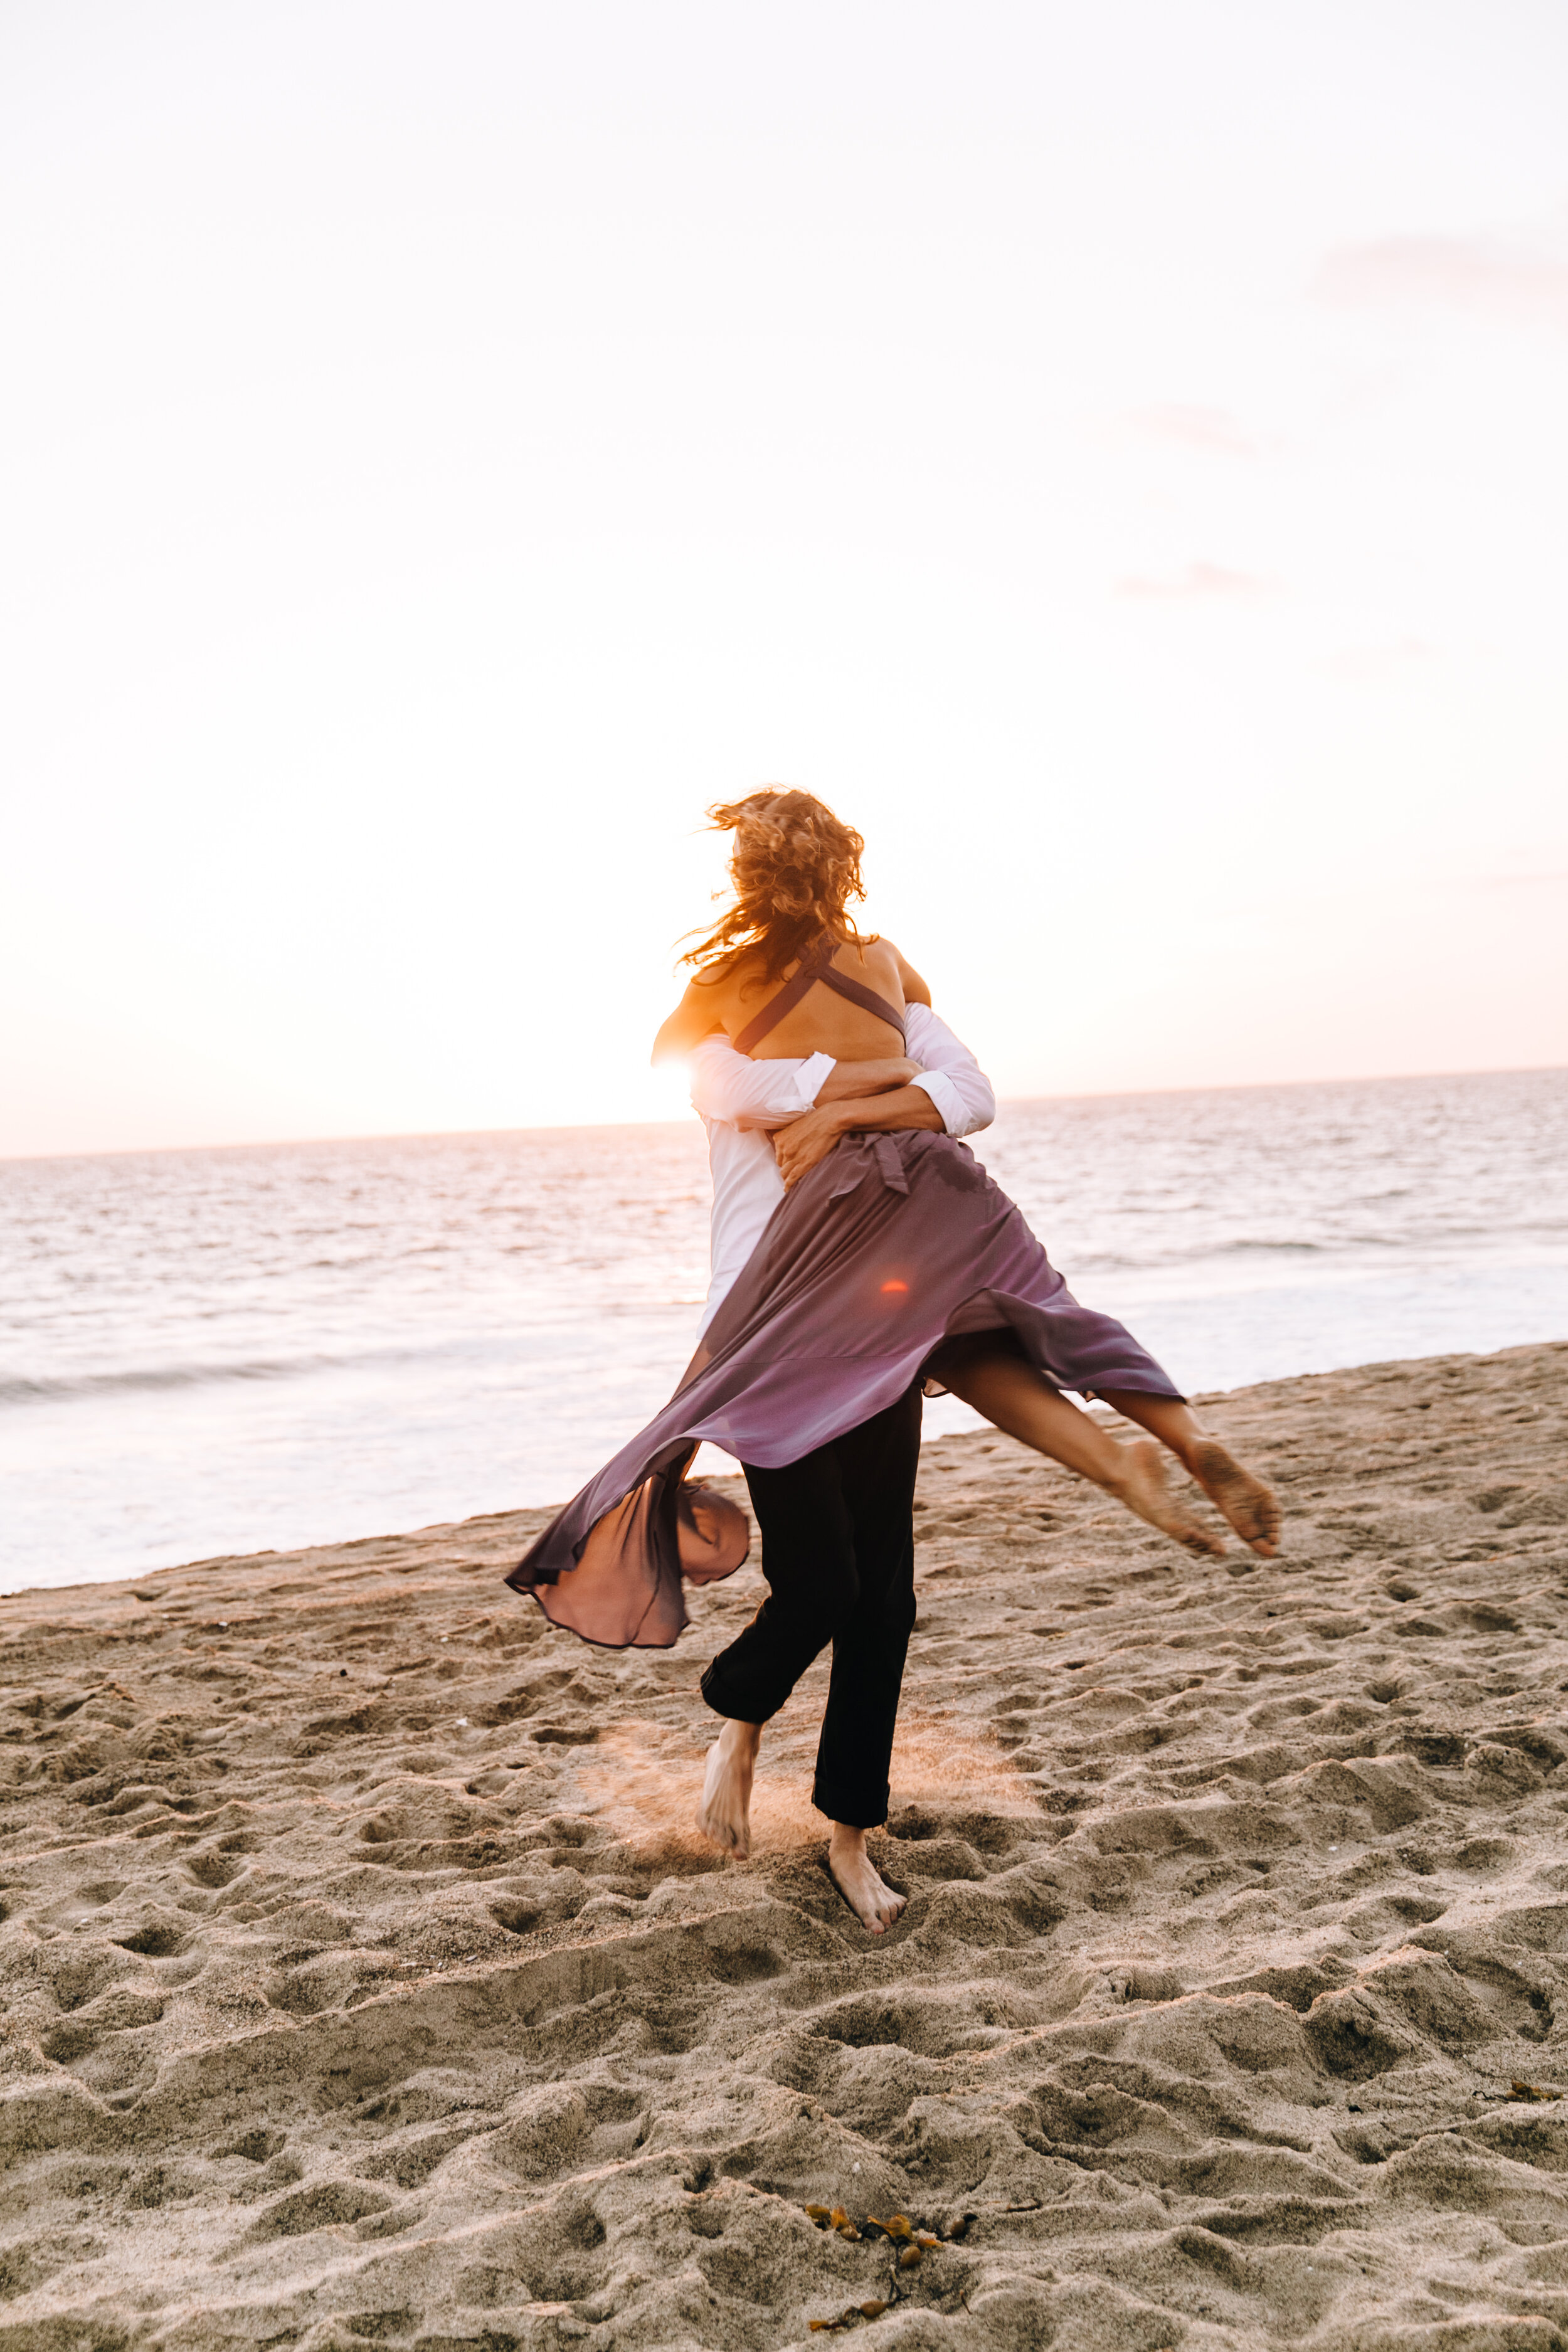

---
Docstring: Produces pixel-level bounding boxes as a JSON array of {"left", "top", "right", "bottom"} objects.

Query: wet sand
[{"left": 3, "top": 1340, "right": 1567, "bottom": 2350}]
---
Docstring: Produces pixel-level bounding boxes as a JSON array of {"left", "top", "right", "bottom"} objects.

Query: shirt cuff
[
  {"left": 909, "top": 1067, "right": 966, "bottom": 1135},
  {"left": 793, "top": 1051, "right": 835, "bottom": 1110}
]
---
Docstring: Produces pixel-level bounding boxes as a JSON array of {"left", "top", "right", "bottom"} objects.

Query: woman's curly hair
[{"left": 682, "top": 788, "right": 873, "bottom": 982}]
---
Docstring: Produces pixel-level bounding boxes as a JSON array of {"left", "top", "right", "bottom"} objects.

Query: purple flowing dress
[{"left": 506, "top": 941, "right": 1182, "bottom": 1650}]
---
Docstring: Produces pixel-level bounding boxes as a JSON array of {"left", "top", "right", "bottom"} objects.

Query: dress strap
[
  {"left": 731, "top": 939, "right": 907, "bottom": 1054},
  {"left": 731, "top": 938, "right": 837, "bottom": 1054},
  {"left": 814, "top": 963, "right": 908, "bottom": 1041}
]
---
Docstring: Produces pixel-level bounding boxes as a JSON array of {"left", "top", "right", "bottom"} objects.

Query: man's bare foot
[
  {"left": 697, "top": 1719, "right": 761, "bottom": 1859},
  {"left": 1104, "top": 1437, "right": 1228, "bottom": 1559},
  {"left": 1189, "top": 1439, "right": 1282, "bottom": 1557},
  {"left": 826, "top": 1825, "right": 907, "bottom": 1933}
]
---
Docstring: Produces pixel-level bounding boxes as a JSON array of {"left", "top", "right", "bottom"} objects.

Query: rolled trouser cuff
[
  {"left": 812, "top": 1772, "right": 888, "bottom": 1830},
  {"left": 699, "top": 1650, "right": 793, "bottom": 1724}
]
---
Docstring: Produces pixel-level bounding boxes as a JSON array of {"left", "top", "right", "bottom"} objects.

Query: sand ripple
[{"left": 3, "top": 1341, "right": 1567, "bottom": 2348}]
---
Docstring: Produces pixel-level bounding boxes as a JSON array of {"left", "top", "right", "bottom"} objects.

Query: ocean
[{"left": 3, "top": 1066, "right": 1565, "bottom": 1593}]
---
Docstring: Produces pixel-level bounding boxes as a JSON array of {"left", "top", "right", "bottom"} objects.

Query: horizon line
[{"left": 3, "top": 1059, "right": 1564, "bottom": 1169}]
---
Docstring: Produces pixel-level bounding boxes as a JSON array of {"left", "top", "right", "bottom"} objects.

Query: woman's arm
[
  {"left": 887, "top": 943, "right": 932, "bottom": 1009},
  {"left": 651, "top": 978, "right": 728, "bottom": 1064}
]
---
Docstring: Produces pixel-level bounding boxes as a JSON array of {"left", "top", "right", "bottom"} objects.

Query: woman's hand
[{"left": 773, "top": 1104, "right": 849, "bottom": 1190}]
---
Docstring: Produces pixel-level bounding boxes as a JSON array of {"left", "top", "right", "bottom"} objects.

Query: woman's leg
[
  {"left": 1096, "top": 1392, "right": 1281, "bottom": 1556},
  {"left": 943, "top": 1345, "right": 1228, "bottom": 1559}
]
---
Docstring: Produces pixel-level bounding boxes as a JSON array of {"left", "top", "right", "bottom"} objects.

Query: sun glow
[{"left": 3, "top": 2, "right": 1566, "bottom": 1157}]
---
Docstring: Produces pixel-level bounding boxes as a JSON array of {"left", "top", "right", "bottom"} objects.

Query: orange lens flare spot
[{"left": 880, "top": 1279, "right": 909, "bottom": 1294}]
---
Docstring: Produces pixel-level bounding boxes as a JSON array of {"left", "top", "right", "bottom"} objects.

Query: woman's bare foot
[
  {"left": 1104, "top": 1437, "right": 1228, "bottom": 1559},
  {"left": 1190, "top": 1439, "right": 1282, "bottom": 1557},
  {"left": 697, "top": 1719, "right": 761, "bottom": 1859},
  {"left": 826, "top": 1825, "right": 907, "bottom": 1933}
]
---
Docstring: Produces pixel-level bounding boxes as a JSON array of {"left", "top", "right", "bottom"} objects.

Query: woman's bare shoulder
[
  {"left": 837, "top": 932, "right": 896, "bottom": 975},
  {"left": 650, "top": 963, "right": 738, "bottom": 1062},
  {"left": 724, "top": 948, "right": 775, "bottom": 1008},
  {"left": 870, "top": 937, "right": 931, "bottom": 1007}
]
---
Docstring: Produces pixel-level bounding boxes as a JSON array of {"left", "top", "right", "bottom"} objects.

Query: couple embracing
[{"left": 509, "top": 791, "right": 1280, "bottom": 1931}]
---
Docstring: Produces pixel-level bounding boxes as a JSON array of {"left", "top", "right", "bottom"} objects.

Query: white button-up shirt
[{"left": 688, "top": 1004, "right": 997, "bottom": 1335}]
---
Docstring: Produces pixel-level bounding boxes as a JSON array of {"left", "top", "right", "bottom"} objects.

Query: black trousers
[{"left": 699, "top": 1382, "right": 922, "bottom": 1830}]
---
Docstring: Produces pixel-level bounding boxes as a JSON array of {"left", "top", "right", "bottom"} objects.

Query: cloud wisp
[
  {"left": 1122, "top": 403, "right": 1261, "bottom": 457},
  {"left": 1315, "top": 230, "right": 1568, "bottom": 332},
  {"left": 1115, "top": 560, "right": 1274, "bottom": 603},
  {"left": 1321, "top": 639, "right": 1437, "bottom": 684}
]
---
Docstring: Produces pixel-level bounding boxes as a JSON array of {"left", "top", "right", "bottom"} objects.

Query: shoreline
[
  {"left": 3, "top": 1338, "right": 1567, "bottom": 2344},
  {"left": 13, "top": 1338, "right": 1563, "bottom": 1609}
]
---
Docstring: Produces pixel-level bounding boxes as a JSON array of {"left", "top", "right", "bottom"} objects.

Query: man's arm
[
  {"left": 688, "top": 1036, "right": 914, "bottom": 1130},
  {"left": 902, "top": 1004, "right": 996, "bottom": 1138},
  {"left": 689, "top": 1007, "right": 996, "bottom": 1170},
  {"left": 687, "top": 1037, "right": 836, "bottom": 1130},
  {"left": 813, "top": 1056, "right": 921, "bottom": 1104},
  {"left": 771, "top": 1006, "right": 997, "bottom": 1189}
]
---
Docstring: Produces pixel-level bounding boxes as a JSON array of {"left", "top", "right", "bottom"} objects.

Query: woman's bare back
[{"left": 654, "top": 935, "right": 930, "bottom": 1066}]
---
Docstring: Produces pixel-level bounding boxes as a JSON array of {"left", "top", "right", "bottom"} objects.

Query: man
[
  {"left": 680, "top": 1007, "right": 995, "bottom": 1929},
  {"left": 687, "top": 1010, "right": 996, "bottom": 1335}
]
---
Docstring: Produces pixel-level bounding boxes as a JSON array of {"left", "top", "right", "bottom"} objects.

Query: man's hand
[
  {"left": 774, "top": 1104, "right": 850, "bottom": 1190},
  {"left": 774, "top": 1084, "right": 945, "bottom": 1189}
]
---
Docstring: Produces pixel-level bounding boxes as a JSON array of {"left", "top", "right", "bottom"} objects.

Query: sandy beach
[{"left": 3, "top": 1338, "right": 1567, "bottom": 2350}]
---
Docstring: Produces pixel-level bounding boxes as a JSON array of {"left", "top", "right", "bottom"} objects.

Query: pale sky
[{"left": 3, "top": 0, "right": 1566, "bottom": 1157}]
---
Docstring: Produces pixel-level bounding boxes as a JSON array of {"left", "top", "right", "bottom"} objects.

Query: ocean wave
[
  {"left": 1216, "top": 1239, "right": 1327, "bottom": 1256},
  {"left": 1071, "top": 1238, "right": 1335, "bottom": 1275},
  {"left": 0, "top": 1355, "right": 343, "bottom": 1407},
  {"left": 1067, "top": 1227, "right": 1561, "bottom": 1278},
  {"left": 0, "top": 1318, "right": 682, "bottom": 1410}
]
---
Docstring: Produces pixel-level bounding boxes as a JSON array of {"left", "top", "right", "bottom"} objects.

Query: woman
[{"left": 508, "top": 790, "right": 1279, "bottom": 1926}]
